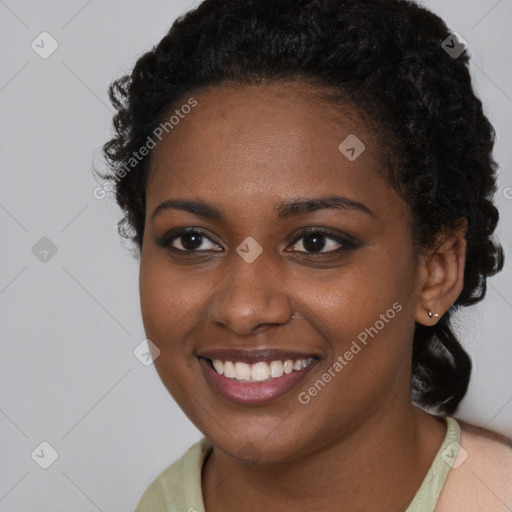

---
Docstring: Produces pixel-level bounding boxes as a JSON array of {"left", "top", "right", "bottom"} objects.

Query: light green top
[{"left": 134, "top": 416, "right": 460, "bottom": 512}]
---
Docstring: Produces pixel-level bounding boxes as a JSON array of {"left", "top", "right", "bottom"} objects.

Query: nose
[{"left": 208, "top": 250, "right": 293, "bottom": 336}]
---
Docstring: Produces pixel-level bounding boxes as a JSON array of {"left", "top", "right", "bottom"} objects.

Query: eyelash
[{"left": 155, "top": 227, "right": 359, "bottom": 256}]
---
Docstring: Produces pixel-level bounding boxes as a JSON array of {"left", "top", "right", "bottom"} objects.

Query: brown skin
[{"left": 139, "top": 82, "right": 467, "bottom": 511}]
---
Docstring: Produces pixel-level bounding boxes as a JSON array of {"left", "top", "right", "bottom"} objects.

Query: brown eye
[
  {"left": 156, "top": 228, "right": 222, "bottom": 252},
  {"left": 290, "top": 232, "right": 338, "bottom": 253},
  {"left": 174, "top": 231, "right": 208, "bottom": 251},
  {"left": 288, "top": 228, "right": 358, "bottom": 254}
]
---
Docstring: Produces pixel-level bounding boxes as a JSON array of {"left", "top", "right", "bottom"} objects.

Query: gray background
[{"left": 1, "top": 0, "right": 511, "bottom": 510}]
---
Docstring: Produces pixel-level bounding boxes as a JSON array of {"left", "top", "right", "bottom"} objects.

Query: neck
[{"left": 202, "top": 403, "right": 447, "bottom": 512}]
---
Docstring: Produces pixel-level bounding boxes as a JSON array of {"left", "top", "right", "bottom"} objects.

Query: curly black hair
[{"left": 99, "top": 0, "right": 504, "bottom": 415}]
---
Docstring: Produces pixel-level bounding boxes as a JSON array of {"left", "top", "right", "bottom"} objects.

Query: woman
[{"left": 100, "top": 0, "right": 512, "bottom": 510}]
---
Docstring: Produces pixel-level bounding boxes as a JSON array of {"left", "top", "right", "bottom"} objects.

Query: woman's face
[{"left": 140, "top": 82, "right": 423, "bottom": 463}]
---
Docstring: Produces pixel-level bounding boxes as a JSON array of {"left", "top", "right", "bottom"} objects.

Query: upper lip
[{"left": 198, "top": 348, "right": 320, "bottom": 364}]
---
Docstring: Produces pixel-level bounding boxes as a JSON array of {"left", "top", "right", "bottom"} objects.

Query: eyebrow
[{"left": 151, "top": 195, "right": 375, "bottom": 222}]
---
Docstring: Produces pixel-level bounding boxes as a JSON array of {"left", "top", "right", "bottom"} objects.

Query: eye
[
  {"left": 155, "top": 227, "right": 359, "bottom": 256},
  {"left": 156, "top": 228, "right": 222, "bottom": 253},
  {"left": 287, "top": 228, "right": 356, "bottom": 254}
]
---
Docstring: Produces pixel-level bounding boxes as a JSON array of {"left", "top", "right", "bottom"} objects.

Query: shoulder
[
  {"left": 436, "top": 418, "right": 512, "bottom": 511},
  {"left": 134, "top": 438, "right": 211, "bottom": 512},
  {"left": 458, "top": 419, "right": 512, "bottom": 460}
]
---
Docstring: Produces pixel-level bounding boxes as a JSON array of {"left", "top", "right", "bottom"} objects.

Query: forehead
[{"left": 146, "top": 82, "right": 398, "bottom": 223}]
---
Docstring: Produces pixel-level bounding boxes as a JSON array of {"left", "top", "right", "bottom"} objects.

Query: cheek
[
  {"left": 294, "top": 245, "right": 417, "bottom": 375},
  {"left": 138, "top": 254, "right": 212, "bottom": 416},
  {"left": 139, "top": 251, "right": 209, "bottom": 351},
  {"left": 286, "top": 261, "right": 416, "bottom": 438}
]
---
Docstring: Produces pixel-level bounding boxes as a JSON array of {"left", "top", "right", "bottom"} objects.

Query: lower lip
[{"left": 199, "top": 358, "right": 318, "bottom": 405}]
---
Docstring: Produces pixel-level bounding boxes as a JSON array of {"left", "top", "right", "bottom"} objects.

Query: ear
[{"left": 415, "top": 218, "right": 467, "bottom": 326}]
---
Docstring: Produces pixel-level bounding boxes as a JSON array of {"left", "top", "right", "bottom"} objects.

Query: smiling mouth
[
  {"left": 203, "top": 357, "right": 316, "bottom": 382},
  {"left": 198, "top": 353, "right": 320, "bottom": 405}
]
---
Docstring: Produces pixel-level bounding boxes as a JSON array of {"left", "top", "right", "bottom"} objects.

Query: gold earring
[{"left": 427, "top": 308, "right": 439, "bottom": 319}]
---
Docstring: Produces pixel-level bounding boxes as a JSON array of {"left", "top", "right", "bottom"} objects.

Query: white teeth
[
  {"left": 210, "top": 357, "right": 314, "bottom": 381},
  {"left": 251, "top": 361, "right": 269, "bottom": 381},
  {"left": 224, "top": 361, "right": 236, "bottom": 379},
  {"left": 269, "top": 360, "right": 284, "bottom": 378},
  {"left": 213, "top": 359, "right": 224, "bottom": 375},
  {"left": 234, "top": 362, "right": 251, "bottom": 380}
]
